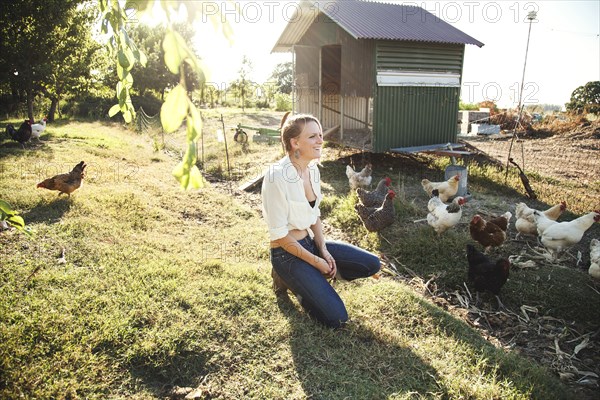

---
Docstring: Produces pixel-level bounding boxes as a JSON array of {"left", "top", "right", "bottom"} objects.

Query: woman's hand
[
  {"left": 319, "top": 247, "right": 337, "bottom": 279},
  {"left": 313, "top": 255, "right": 336, "bottom": 279}
]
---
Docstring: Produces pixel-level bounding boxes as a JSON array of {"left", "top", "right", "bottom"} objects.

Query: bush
[
  {"left": 274, "top": 93, "right": 292, "bottom": 111},
  {"left": 255, "top": 99, "right": 271, "bottom": 109},
  {"left": 62, "top": 95, "right": 114, "bottom": 119},
  {"left": 61, "top": 93, "right": 162, "bottom": 120}
]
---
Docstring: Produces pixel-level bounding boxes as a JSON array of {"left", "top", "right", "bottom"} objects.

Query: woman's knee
[
  {"left": 367, "top": 254, "right": 381, "bottom": 275},
  {"left": 322, "top": 308, "right": 349, "bottom": 329}
]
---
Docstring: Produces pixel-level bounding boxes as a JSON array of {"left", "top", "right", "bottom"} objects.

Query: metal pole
[{"left": 505, "top": 11, "right": 537, "bottom": 183}]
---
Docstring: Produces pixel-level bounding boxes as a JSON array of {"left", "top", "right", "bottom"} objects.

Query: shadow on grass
[
  {"left": 0, "top": 137, "right": 57, "bottom": 161},
  {"left": 275, "top": 286, "right": 571, "bottom": 399},
  {"left": 274, "top": 295, "right": 449, "bottom": 398},
  {"left": 22, "top": 197, "right": 72, "bottom": 224}
]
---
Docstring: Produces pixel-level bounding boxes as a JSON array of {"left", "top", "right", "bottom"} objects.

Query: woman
[{"left": 261, "top": 114, "right": 381, "bottom": 328}]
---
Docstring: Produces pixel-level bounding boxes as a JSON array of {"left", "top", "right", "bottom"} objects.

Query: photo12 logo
[
  {"left": 197, "top": 1, "right": 340, "bottom": 24},
  {"left": 400, "top": 2, "right": 540, "bottom": 24},
  {"left": 462, "top": 81, "right": 540, "bottom": 105}
]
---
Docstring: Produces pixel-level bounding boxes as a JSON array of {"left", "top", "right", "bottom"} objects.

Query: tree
[
  {"left": 270, "top": 62, "right": 293, "bottom": 94},
  {"left": 0, "top": 0, "right": 86, "bottom": 121},
  {"left": 127, "top": 22, "right": 200, "bottom": 100},
  {"left": 42, "top": 3, "right": 101, "bottom": 121},
  {"left": 229, "top": 55, "right": 254, "bottom": 112},
  {"left": 565, "top": 81, "right": 600, "bottom": 114}
]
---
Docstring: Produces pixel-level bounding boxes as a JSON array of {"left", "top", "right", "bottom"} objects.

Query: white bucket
[{"left": 445, "top": 165, "right": 468, "bottom": 197}]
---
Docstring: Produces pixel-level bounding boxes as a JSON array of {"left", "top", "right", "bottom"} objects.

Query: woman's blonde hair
[{"left": 280, "top": 114, "right": 322, "bottom": 152}]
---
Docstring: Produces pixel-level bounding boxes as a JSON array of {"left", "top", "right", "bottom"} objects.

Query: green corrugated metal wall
[
  {"left": 372, "top": 41, "right": 464, "bottom": 152},
  {"left": 376, "top": 41, "right": 464, "bottom": 72},
  {"left": 373, "top": 86, "right": 460, "bottom": 151}
]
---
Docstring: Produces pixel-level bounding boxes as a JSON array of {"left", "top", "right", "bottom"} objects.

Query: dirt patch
[{"left": 462, "top": 121, "right": 600, "bottom": 185}]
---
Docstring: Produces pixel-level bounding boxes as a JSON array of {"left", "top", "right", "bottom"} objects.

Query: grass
[{"left": 0, "top": 109, "right": 593, "bottom": 399}]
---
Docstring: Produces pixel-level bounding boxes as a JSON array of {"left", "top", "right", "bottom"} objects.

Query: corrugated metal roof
[{"left": 272, "top": 0, "right": 484, "bottom": 53}]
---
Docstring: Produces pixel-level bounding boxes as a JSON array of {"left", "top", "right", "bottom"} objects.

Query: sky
[{"left": 144, "top": 0, "right": 600, "bottom": 109}]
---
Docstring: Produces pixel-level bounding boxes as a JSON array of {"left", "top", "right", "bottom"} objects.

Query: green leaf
[
  {"left": 7, "top": 215, "right": 24, "bottom": 229},
  {"left": 172, "top": 162, "right": 206, "bottom": 190},
  {"left": 0, "top": 199, "right": 15, "bottom": 216},
  {"left": 160, "top": 85, "right": 188, "bottom": 133},
  {"left": 117, "top": 49, "right": 131, "bottom": 69},
  {"left": 188, "top": 166, "right": 207, "bottom": 189},
  {"left": 162, "top": 31, "right": 184, "bottom": 74},
  {"left": 116, "top": 82, "right": 126, "bottom": 104},
  {"left": 123, "top": 109, "right": 132, "bottom": 123},
  {"left": 137, "top": 49, "right": 148, "bottom": 67},
  {"left": 108, "top": 104, "right": 121, "bottom": 117},
  {"left": 187, "top": 102, "right": 202, "bottom": 142},
  {"left": 123, "top": 71, "right": 134, "bottom": 88},
  {"left": 116, "top": 62, "right": 124, "bottom": 80}
]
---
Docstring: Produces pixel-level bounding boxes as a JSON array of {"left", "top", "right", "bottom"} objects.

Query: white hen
[
  {"left": 589, "top": 239, "right": 600, "bottom": 279},
  {"left": 515, "top": 201, "right": 567, "bottom": 237},
  {"left": 426, "top": 190, "right": 466, "bottom": 234},
  {"left": 30, "top": 117, "right": 47, "bottom": 140},
  {"left": 539, "top": 211, "right": 600, "bottom": 256},
  {"left": 346, "top": 163, "right": 372, "bottom": 190}
]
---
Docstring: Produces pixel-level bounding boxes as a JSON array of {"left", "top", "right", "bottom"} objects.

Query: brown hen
[
  {"left": 37, "top": 161, "right": 86, "bottom": 197},
  {"left": 469, "top": 212, "right": 511, "bottom": 252}
]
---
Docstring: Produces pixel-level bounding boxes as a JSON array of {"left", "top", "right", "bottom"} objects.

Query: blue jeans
[{"left": 270, "top": 236, "right": 381, "bottom": 328}]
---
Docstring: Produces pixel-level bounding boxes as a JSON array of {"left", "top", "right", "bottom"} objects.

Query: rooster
[
  {"left": 37, "top": 161, "right": 87, "bottom": 197},
  {"left": 539, "top": 211, "right": 600, "bottom": 257},
  {"left": 426, "top": 189, "right": 467, "bottom": 234},
  {"left": 30, "top": 117, "right": 47, "bottom": 141},
  {"left": 589, "top": 239, "right": 600, "bottom": 279},
  {"left": 356, "top": 190, "right": 396, "bottom": 232},
  {"left": 421, "top": 174, "right": 460, "bottom": 202},
  {"left": 515, "top": 201, "right": 567, "bottom": 237},
  {"left": 5, "top": 120, "right": 32, "bottom": 147},
  {"left": 356, "top": 177, "right": 391, "bottom": 207},
  {"left": 469, "top": 212, "right": 511, "bottom": 252},
  {"left": 346, "top": 163, "right": 372, "bottom": 190},
  {"left": 466, "top": 244, "right": 511, "bottom": 309}
]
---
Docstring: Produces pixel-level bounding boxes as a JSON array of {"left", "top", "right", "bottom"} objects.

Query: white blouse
[{"left": 261, "top": 155, "right": 322, "bottom": 241}]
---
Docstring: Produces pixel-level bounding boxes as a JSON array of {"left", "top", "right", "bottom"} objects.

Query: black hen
[
  {"left": 466, "top": 244, "right": 510, "bottom": 308},
  {"left": 6, "top": 120, "right": 32, "bottom": 147}
]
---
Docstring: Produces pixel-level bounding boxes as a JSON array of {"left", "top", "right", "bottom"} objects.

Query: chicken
[
  {"left": 356, "top": 190, "right": 396, "bottom": 232},
  {"left": 30, "top": 117, "right": 47, "bottom": 140},
  {"left": 356, "top": 176, "right": 391, "bottom": 207},
  {"left": 426, "top": 189, "right": 467, "bottom": 234},
  {"left": 489, "top": 211, "right": 512, "bottom": 233},
  {"left": 346, "top": 163, "right": 372, "bottom": 190},
  {"left": 5, "top": 120, "right": 32, "bottom": 147},
  {"left": 515, "top": 201, "right": 567, "bottom": 237},
  {"left": 37, "top": 161, "right": 87, "bottom": 197},
  {"left": 421, "top": 174, "right": 460, "bottom": 202},
  {"left": 531, "top": 211, "right": 559, "bottom": 236},
  {"left": 589, "top": 239, "right": 600, "bottom": 279},
  {"left": 466, "top": 244, "right": 511, "bottom": 308},
  {"left": 469, "top": 212, "right": 511, "bottom": 252},
  {"left": 539, "top": 211, "right": 600, "bottom": 256}
]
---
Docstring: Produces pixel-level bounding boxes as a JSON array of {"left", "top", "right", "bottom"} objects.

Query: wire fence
[
  {"left": 135, "top": 106, "right": 162, "bottom": 135},
  {"left": 462, "top": 132, "right": 600, "bottom": 214}
]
